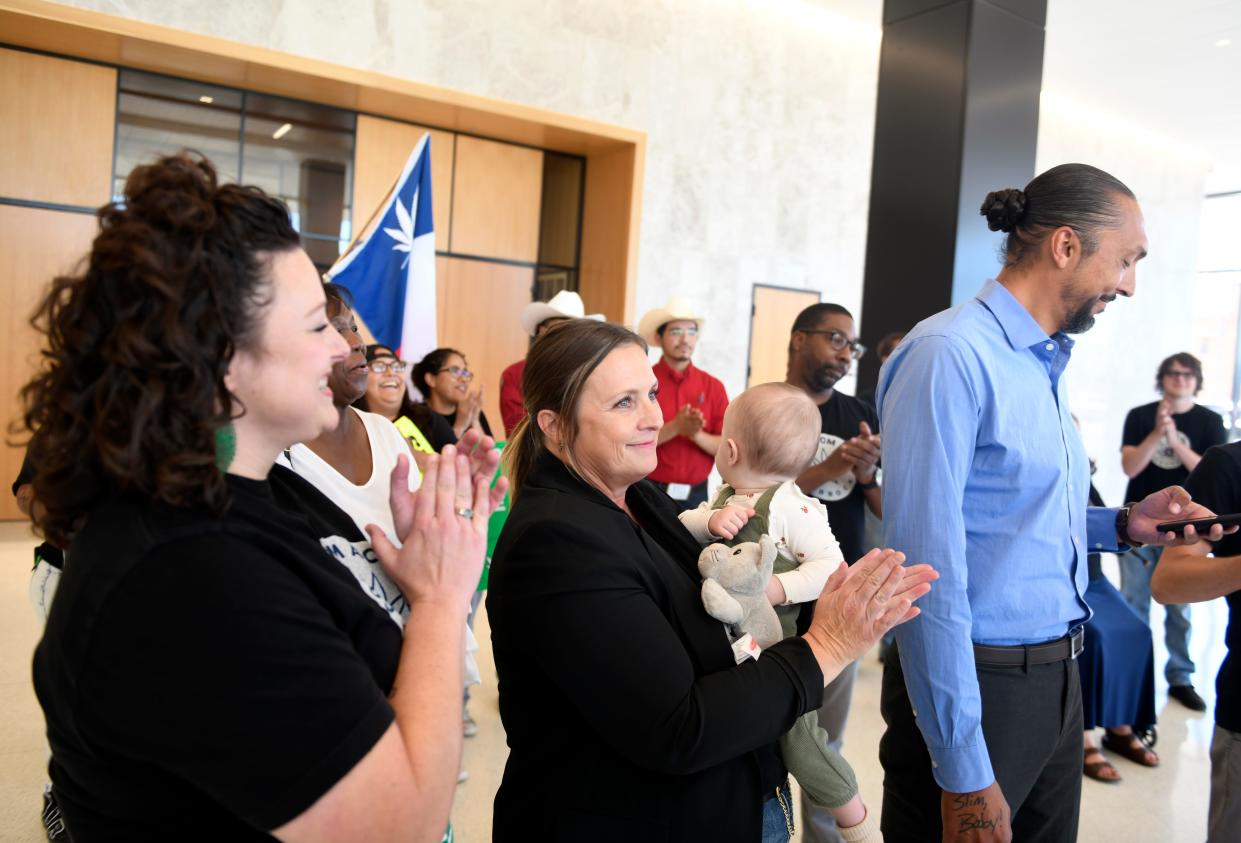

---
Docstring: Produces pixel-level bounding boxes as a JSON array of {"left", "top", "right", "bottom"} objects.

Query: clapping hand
[
  {"left": 803, "top": 549, "right": 937, "bottom": 678},
  {"left": 368, "top": 442, "right": 507, "bottom": 606},
  {"left": 839, "top": 421, "right": 881, "bottom": 484},
  {"left": 388, "top": 430, "right": 505, "bottom": 543}
]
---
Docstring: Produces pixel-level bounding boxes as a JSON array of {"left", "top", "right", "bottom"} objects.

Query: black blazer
[{"left": 487, "top": 453, "right": 824, "bottom": 842}]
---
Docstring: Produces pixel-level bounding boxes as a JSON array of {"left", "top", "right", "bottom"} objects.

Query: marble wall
[
  {"left": 58, "top": 0, "right": 885, "bottom": 399},
  {"left": 59, "top": 0, "right": 1212, "bottom": 478}
]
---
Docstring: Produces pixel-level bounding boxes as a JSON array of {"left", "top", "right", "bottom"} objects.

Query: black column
[{"left": 856, "top": 0, "right": 1046, "bottom": 395}]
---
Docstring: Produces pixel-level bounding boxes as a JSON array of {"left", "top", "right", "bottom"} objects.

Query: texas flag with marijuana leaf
[{"left": 328, "top": 133, "right": 436, "bottom": 361}]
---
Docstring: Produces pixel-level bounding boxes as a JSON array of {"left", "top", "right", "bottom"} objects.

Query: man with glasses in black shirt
[
  {"left": 785, "top": 302, "right": 881, "bottom": 843},
  {"left": 1120, "top": 352, "right": 1227, "bottom": 711}
]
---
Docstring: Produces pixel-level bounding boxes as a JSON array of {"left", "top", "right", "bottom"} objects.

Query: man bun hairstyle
[
  {"left": 981, "top": 164, "right": 1135, "bottom": 267},
  {"left": 980, "top": 188, "right": 1027, "bottom": 234}
]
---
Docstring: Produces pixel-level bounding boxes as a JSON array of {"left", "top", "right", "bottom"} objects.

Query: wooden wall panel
[
  {"left": 748, "top": 286, "right": 821, "bottom": 388},
  {"left": 352, "top": 115, "right": 454, "bottom": 251},
  {"left": 434, "top": 257, "right": 533, "bottom": 436},
  {"left": 579, "top": 143, "right": 642, "bottom": 326},
  {"left": 450, "top": 136, "right": 543, "bottom": 263},
  {"left": 0, "top": 206, "right": 99, "bottom": 520},
  {"left": 0, "top": 48, "right": 116, "bottom": 207}
]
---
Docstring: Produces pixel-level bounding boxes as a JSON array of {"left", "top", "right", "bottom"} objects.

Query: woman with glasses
[
  {"left": 413, "top": 348, "right": 494, "bottom": 439},
  {"left": 356, "top": 344, "right": 457, "bottom": 466}
]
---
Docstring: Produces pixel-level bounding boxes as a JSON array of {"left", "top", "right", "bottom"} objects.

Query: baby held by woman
[{"left": 679, "top": 382, "right": 881, "bottom": 842}]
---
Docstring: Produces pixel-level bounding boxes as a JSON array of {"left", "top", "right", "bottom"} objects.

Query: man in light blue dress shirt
[{"left": 876, "top": 164, "right": 1227, "bottom": 843}]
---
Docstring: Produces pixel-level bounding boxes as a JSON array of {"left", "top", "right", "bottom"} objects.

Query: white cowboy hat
[
  {"left": 636, "top": 296, "right": 706, "bottom": 345},
  {"left": 519, "top": 290, "right": 604, "bottom": 336}
]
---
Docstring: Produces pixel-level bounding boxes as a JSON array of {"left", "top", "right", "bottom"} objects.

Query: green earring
[{"left": 214, "top": 423, "right": 237, "bottom": 472}]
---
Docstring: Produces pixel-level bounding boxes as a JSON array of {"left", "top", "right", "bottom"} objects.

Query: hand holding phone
[{"left": 1154, "top": 513, "right": 1241, "bottom": 538}]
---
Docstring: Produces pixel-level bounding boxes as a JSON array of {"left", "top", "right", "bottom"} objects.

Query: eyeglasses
[
  {"left": 437, "top": 366, "right": 474, "bottom": 382},
  {"left": 369, "top": 360, "right": 407, "bottom": 375},
  {"left": 799, "top": 329, "right": 867, "bottom": 360},
  {"left": 665, "top": 327, "right": 698, "bottom": 339},
  {"left": 1162, "top": 370, "right": 1197, "bottom": 380}
]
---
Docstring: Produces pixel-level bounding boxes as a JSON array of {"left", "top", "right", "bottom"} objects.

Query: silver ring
[{"left": 455, "top": 507, "right": 474, "bottom": 518}]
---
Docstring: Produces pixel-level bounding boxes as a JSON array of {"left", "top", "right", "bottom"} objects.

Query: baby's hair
[{"left": 727, "top": 383, "right": 821, "bottom": 479}]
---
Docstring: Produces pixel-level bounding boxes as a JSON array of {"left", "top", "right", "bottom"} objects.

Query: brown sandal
[
  {"left": 1102, "top": 730, "right": 1160, "bottom": 767},
  {"left": 1084, "top": 747, "right": 1122, "bottom": 783}
]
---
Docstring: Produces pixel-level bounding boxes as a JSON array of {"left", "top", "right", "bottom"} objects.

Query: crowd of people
[{"left": 13, "top": 150, "right": 1241, "bottom": 843}]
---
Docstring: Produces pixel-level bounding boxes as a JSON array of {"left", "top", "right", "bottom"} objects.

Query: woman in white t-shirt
[{"left": 278, "top": 284, "right": 422, "bottom": 620}]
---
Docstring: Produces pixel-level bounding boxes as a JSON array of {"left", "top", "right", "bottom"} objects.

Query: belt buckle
[{"left": 1069, "top": 627, "right": 1084, "bottom": 660}]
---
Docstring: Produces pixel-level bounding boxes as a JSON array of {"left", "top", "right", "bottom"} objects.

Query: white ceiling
[{"left": 810, "top": 0, "right": 1241, "bottom": 194}]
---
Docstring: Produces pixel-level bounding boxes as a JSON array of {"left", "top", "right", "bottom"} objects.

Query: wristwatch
[
  {"left": 1115, "top": 504, "right": 1145, "bottom": 548},
  {"left": 858, "top": 478, "right": 879, "bottom": 491}
]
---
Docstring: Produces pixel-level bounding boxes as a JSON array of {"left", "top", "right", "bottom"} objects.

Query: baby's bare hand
[{"left": 708, "top": 505, "right": 755, "bottom": 540}]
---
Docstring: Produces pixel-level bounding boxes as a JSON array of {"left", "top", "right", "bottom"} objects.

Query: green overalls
[{"left": 706, "top": 483, "right": 859, "bottom": 809}]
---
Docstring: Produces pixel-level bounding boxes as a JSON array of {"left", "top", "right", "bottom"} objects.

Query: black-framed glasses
[
  {"left": 368, "top": 360, "right": 407, "bottom": 375},
  {"left": 799, "top": 329, "right": 867, "bottom": 360},
  {"left": 1162, "top": 369, "right": 1197, "bottom": 381},
  {"left": 437, "top": 366, "right": 474, "bottom": 382}
]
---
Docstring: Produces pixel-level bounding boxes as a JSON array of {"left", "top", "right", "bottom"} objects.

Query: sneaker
[
  {"left": 1168, "top": 684, "right": 1207, "bottom": 712},
  {"left": 463, "top": 710, "right": 478, "bottom": 738},
  {"left": 42, "top": 788, "right": 68, "bottom": 841}
]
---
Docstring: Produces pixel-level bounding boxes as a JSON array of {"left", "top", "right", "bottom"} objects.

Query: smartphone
[{"left": 1154, "top": 513, "right": 1241, "bottom": 536}]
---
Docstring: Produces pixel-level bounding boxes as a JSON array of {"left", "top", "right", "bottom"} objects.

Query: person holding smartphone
[{"left": 1119, "top": 352, "right": 1227, "bottom": 712}]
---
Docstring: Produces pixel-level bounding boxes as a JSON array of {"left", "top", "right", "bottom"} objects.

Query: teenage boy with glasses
[{"left": 1120, "top": 352, "right": 1228, "bottom": 711}]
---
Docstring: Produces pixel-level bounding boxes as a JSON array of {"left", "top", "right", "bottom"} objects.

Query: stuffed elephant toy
[{"left": 697, "top": 534, "right": 782, "bottom": 649}]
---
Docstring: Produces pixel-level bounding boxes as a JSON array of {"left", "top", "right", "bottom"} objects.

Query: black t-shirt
[
  {"left": 1123, "top": 401, "right": 1227, "bottom": 502},
  {"left": 1182, "top": 442, "right": 1241, "bottom": 733},
  {"left": 808, "top": 390, "right": 880, "bottom": 565},
  {"left": 33, "top": 467, "right": 402, "bottom": 840},
  {"left": 12, "top": 453, "right": 65, "bottom": 570},
  {"left": 407, "top": 401, "right": 458, "bottom": 451}
]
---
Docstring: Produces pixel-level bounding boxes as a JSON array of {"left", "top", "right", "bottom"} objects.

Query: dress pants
[{"left": 879, "top": 643, "right": 1083, "bottom": 843}]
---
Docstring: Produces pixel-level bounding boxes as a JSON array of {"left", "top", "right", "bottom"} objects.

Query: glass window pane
[
  {"left": 1199, "top": 194, "right": 1241, "bottom": 273},
  {"left": 114, "top": 70, "right": 242, "bottom": 198},
  {"left": 538, "top": 153, "right": 584, "bottom": 268},
  {"left": 242, "top": 95, "right": 355, "bottom": 268}
]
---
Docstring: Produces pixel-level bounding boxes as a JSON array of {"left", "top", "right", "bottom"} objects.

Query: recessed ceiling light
[
  {"left": 272, "top": 122, "right": 293, "bottom": 140},
  {"left": 1215, "top": 38, "right": 1232, "bottom": 47},
  {"left": 198, "top": 95, "right": 214, "bottom": 104}
]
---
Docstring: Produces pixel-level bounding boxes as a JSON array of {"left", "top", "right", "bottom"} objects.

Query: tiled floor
[{"left": 1, "top": 527, "right": 1228, "bottom": 842}]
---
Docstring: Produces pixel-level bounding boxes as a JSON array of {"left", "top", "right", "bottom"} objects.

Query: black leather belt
[{"left": 973, "top": 627, "right": 1084, "bottom": 668}]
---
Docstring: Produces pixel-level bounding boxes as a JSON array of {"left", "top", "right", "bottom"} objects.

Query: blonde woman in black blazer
[{"left": 487, "top": 320, "right": 935, "bottom": 842}]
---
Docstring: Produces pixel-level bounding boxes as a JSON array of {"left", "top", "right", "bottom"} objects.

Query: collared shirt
[
  {"left": 876, "top": 279, "right": 1123, "bottom": 794},
  {"left": 648, "top": 359, "right": 728, "bottom": 485},
  {"left": 499, "top": 358, "right": 527, "bottom": 439}
]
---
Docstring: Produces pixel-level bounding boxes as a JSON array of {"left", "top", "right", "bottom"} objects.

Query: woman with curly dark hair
[{"left": 25, "top": 152, "right": 504, "bottom": 841}]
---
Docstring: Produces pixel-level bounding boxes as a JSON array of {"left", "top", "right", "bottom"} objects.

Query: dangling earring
[{"left": 214, "top": 423, "right": 237, "bottom": 472}]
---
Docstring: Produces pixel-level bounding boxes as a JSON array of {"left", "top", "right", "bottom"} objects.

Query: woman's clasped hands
[{"left": 367, "top": 429, "right": 508, "bottom": 608}]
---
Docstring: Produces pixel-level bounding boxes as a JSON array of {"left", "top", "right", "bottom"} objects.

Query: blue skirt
[{"left": 1079, "top": 576, "right": 1156, "bottom": 730}]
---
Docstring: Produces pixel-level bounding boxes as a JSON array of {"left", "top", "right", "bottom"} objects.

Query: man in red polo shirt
[
  {"left": 638, "top": 297, "right": 728, "bottom": 511},
  {"left": 499, "top": 290, "right": 603, "bottom": 438}
]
